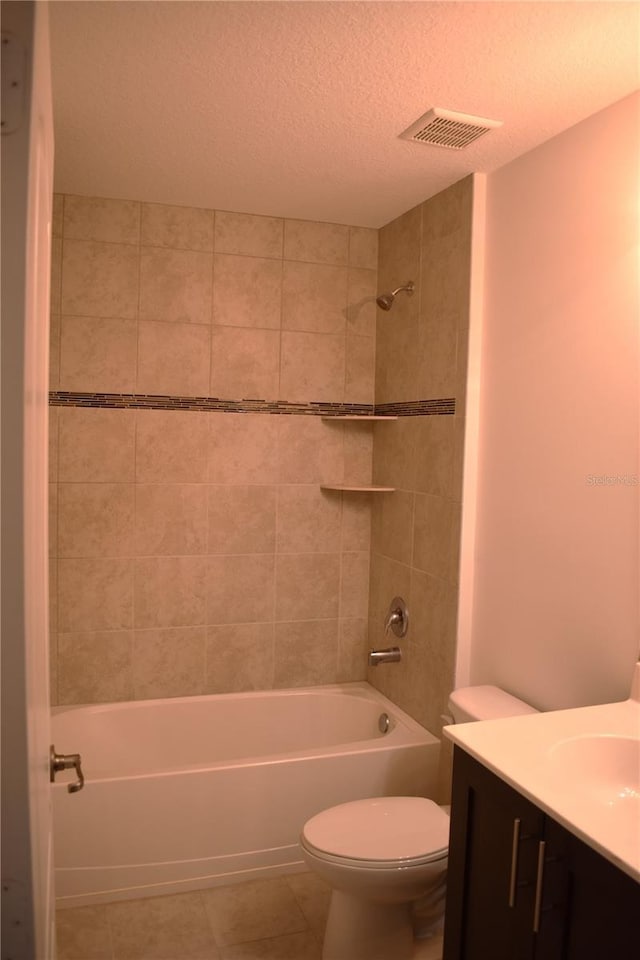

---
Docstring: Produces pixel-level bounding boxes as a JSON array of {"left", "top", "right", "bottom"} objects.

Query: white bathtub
[{"left": 52, "top": 682, "right": 440, "bottom": 907}]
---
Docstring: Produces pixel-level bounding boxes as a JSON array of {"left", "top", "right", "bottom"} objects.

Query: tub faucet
[{"left": 368, "top": 647, "right": 402, "bottom": 667}]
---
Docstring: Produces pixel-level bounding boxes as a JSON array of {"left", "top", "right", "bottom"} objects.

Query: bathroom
[{"left": 1, "top": 2, "right": 638, "bottom": 959}]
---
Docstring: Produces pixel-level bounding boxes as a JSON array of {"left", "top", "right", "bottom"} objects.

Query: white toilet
[{"left": 300, "top": 685, "right": 537, "bottom": 960}]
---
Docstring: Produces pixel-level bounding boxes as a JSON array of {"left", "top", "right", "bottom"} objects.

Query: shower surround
[{"left": 48, "top": 179, "right": 474, "bottom": 777}]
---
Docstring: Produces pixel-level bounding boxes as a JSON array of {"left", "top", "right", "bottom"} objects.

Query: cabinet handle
[
  {"left": 508, "top": 818, "right": 521, "bottom": 907},
  {"left": 533, "top": 840, "right": 546, "bottom": 933}
]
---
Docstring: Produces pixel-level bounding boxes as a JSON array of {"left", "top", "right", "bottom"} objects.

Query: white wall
[{"left": 469, "top": 92, "right": 639, "bottom": 710}]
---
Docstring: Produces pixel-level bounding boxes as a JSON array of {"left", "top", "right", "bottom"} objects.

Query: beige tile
[
  {"left": 452, "top": 416, "right": 466, "bottom": 502},
  {"left": 337, "top": 618, "right": 369, "bottom": 682},
  {"left": 201, "top": 876, "right": 307, "bottom": 947},
  {"left": 218, "top": 930, "right": 321, "bottom": 960},
  {"left": 49, "top": 559, "right": 58, "bottom": 636},
  {"left": 414, "top": 416, "right": 456, "bottom": 498},
  {"left": 50, "top": 628, "right": 58, "bottom": 706},
  {"left": 56, "top": 904, "right": 112, "bottom": 960},
  {"left": 378, "top": 203, "right": 422, "bottom": 288},
  {"left": 63, "top": 195, "right": 140, "bottom": 244},
  {"left": 276, "top": 486, "right": 341, "bottom": 554},
  {"left": 412, "top": 494, "right": 456, "bottom": 581},
  {"left": 349, "top": 226, "right": 378, "bottom": 270},
  {"left": 375, "top": 299, "right": 420, "bottom": 404},
  {"left": 48, "top": 406, "right": 59, "bottom": 481},
  {"left": 372, "top": 418, "right": 417, "bottom": 490},
  {"left": 132, "top": 626, "right": 206, "bottom": 699},
  {"left": 277, "top": 416, "right": 343, "bottom": 485},
  {"left": 49, "top": 483, "right": 57, "bottom": 558},
  {"left": 210, "top": 326, "right": 280, "bottom": 400},
  {"left": 135, "top": 483, "right": 208, "bottom": 556},
  {"left": 344, "top": 335, "right": 375, "bottom": 405},
  {"left": 209, "top": 413, "right": 278, "bottom": 484},
  {"left": 339, "top": 551, "right": 370, "bottom": 618},
  {"left": 281, "top": 261, "right": 347, "bottom": 334},
  {"left": 284, "top": 220, "right": 348, "bottom": 265},
  {"left": 60, "top": 315, "right": 137, "bottom": 392},
  {"left": 141, "top": 202, "right": 214, "bottom": 251},
  {"left": 50, "top": 237, "right": 62, "bottom": 313},
  {"left": 347, "top": 267, "right": 377, "bottom": 337},
  {"left": 205, "top": 622, "right": 275, "bottom": 693},
  {"left": 410, "top": 569, "right": 457, "bottom": 655},
  {"left": 213, "top": 253, "right": 282, "bottom": 329},
  {"left": 280, "top": 332, "right": 345, "bottom": 402},
  {"left": 215, "top": 211, "right": 283, "bottom": 259},
  {"left": 108, "top": 891, "right": 218, "bottom": 959},
  {"left": 59, "top": 407, "right": 136, "bottom": 482},
  {"left": 134, "top": 557, "right": 207, "bottom": 629},
  {"left": 208, "top": 485, "right": 276, "bottom": 554},
  {"left": 137, "top": 319, "right": 211, "bottom": 396},
  {"left": 207, "top": 555, "right": 275, "bottom": 624},
  {"left": 371, "top": 490, "right": 415, "bottom": 565},
  {"left": 273, "top": 619, "right": 339, "bottom": 687},
  {"left": 421, "top": 228, "right": 471, "bottom": 317},
  {"left": 139, "top": 247, "right": 213, "bottom": 324},
  {"left": 58, "top": 558, "right": 133, "bottom": 632},
  {"left": 423, "top": 174, "right": 473, "bottom": 241},
  {"left": 415, "top": 309, "right": 458, "bottom": 401},
  {"left": 58, "top": 483, "right": 134, "bottom": 558},
  {"left": 61, "top": 239, "right": 139, "bottom": 319},
  {"left": 341, "top": 495, "right": 371, "bottom": 552},
  {"left": 275, "top": 554, "right": 339, "bottom": 620},
  {"left": 286, "top": 871, "right": 331, "bottom": 940},
  {"left": 52, "top": 193, "right": 64, "bottom": 238},
  {"left": 49, "top": 313, "right": 60, "bottom": 389},
  {"left": 136, "top": 410, "right": 209, "bottom": 482},
  {"left": 58, "top": 630, "right": 133, "bottom": 704}
]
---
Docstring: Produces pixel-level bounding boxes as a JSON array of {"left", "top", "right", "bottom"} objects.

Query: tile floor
[{"left": 56, "top": 872, "right": 444, "bottom": 960}]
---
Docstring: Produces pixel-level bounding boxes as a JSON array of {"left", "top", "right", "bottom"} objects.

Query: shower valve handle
[{"left": 50, "top": 744, "right": 85, "bottom": 793}]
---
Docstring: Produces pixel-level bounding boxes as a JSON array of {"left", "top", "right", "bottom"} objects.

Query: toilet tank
[{"left": 447, "top": 685, "right": 537, "bottom": 724}]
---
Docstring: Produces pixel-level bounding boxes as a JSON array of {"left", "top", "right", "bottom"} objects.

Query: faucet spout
[{"left": 368, "top": 646, "right": 402, "bottom": 667}]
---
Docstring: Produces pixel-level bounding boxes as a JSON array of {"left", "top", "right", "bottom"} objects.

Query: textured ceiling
[{"left": 49, "top": 1, "right": 640, "bottom": 227}]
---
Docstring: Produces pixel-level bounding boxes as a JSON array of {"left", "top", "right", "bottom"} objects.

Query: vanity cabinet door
[
  {"left": 536, "top": 817, "right": 640, "bottom": 960},
  {"left": 444, "top": 748, "right": 640, "bottom": 960},
  {"left": 443, "top": 748, "right": 544, "bottom": 960}
]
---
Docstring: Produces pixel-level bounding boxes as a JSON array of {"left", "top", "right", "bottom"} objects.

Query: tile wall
[
  {"left": 366, "top": 178, "right": 473, "bottom": 787},
  {"left": 49, "top": 195, "right": 378, "bottom": 704}
]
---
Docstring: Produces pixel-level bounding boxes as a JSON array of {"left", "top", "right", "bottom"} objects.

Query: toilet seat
[{"left": 301, "top": 797, "right": 449, "bottom": 867}]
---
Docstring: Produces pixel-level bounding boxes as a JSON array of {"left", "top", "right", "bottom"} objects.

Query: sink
[{"left": 549, "top": 735, "right": 640, "bottom": 807}]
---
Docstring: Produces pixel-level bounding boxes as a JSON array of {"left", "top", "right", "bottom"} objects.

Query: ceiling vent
[{"left": 401, "top": 107, "right": 502, "bottom": 150}]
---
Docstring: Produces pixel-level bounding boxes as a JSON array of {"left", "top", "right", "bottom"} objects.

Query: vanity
[{"left": 442, "top": 676, "right": 640, "bottom": 959}]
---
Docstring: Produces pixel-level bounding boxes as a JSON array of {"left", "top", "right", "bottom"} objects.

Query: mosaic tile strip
[
  {"left": 49, "top": 392, "right": 455, "bottom": 417},
  {"left": 48, "top": 392, "right": 374, "bottom": 416},
  {"left": 375, "top": 398, "right": 456, "bottom": 417}
]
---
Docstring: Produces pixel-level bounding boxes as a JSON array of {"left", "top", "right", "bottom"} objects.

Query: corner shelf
[
  {"left": 320, "top": 485, "right": 396, "bottom": 493},
  {"left": 320, "top": 415, "right": 398, "bottom": 421}
]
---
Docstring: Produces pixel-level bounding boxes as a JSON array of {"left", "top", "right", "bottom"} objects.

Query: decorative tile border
[
  {"left": 375, "top": 398, "right": 455, "bottom": 417},
  {"left": 48, "top": 392, "right": 455, "bottom": 417}
]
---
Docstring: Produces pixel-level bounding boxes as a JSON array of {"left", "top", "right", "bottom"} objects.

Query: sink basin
[{"left": 549, "top": 735, "right": 640, "bottom": 807}]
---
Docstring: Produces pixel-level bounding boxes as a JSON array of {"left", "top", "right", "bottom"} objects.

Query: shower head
[{"left": 376, "top": 282, "right": 415, "bottom": 311}]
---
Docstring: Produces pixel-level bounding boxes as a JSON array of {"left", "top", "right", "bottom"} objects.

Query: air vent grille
[{"left": 401, "top": 108, "right": 502, "bottom": 150}]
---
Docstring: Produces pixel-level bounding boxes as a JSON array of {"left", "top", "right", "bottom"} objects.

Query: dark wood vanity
[{"left": 442, "top": 748, "right": 640, "bottom": 960}]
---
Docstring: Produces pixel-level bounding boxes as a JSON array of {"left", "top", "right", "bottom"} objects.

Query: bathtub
[{"left": 52, "top": 681, "right": 440, "bottom": 907}]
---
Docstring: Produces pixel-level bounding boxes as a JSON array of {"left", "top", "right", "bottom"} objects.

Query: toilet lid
[{"left": 302, "top": 797, "right": 449, "bottom": 863}]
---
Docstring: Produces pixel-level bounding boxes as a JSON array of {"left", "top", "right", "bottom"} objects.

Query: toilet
[{"left": 300, "top": 685, "right": 538, "bottom": 960}]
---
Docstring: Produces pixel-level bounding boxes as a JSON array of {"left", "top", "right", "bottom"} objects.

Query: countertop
[{"left": 443, "top": 680, "right": 640, "bottom": 883}]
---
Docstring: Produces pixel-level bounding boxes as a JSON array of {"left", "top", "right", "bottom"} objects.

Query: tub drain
[{"left": 378, "top": 712, "right": 390, "bottom": 734}]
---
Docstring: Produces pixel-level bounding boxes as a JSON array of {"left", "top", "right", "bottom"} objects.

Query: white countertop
[{"left": 443, "top": 680, "right": 640, "bottom": 883}]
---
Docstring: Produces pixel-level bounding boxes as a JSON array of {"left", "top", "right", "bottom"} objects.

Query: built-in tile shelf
[
  {"left": 321, "top": 415, "right": 398, "bottom": 421},
  {"left": 320, "top": 485, "right": 396, "bottom": 492}
]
